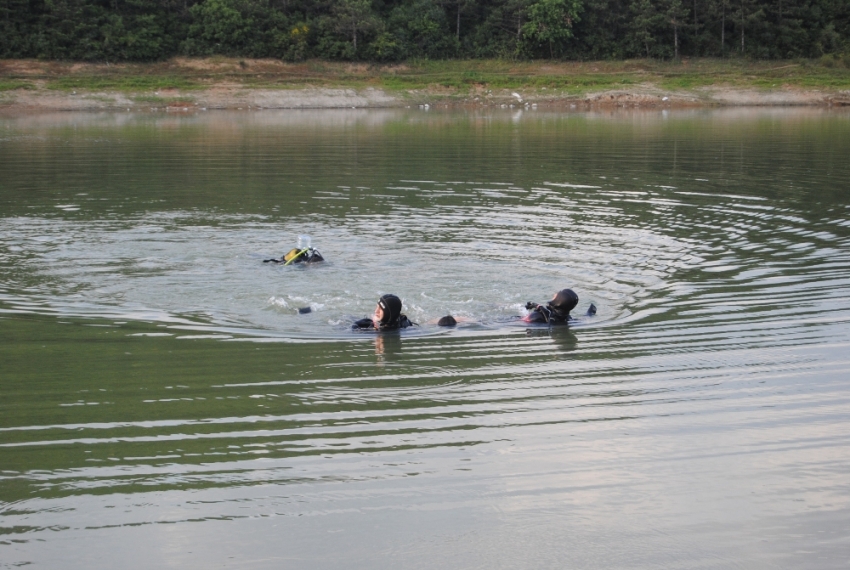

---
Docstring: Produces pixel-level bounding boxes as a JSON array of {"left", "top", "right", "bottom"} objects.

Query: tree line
[{"left": 1, "top": 0, "right": 847, "bottom": 62}]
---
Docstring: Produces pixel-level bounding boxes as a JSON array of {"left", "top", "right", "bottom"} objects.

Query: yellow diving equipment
[{"left": 283, "top": 248, "right": 309, "bottom": 266}]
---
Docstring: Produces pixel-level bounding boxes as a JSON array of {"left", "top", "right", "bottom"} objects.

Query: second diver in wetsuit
[
  {"left": 264, "top": 235, "right": 324, "bottom": 265},
  {"left": 353, "top": 294, "right": 416, "bottom": 331},
  {"left": 523, "top": 288, "right": 596, "bottom": 324},
  {"left": 264, "top": 247, "right": 324, "bottom": 265}
]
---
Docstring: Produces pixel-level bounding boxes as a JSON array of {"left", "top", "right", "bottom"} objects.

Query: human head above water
[
  {"left": 437, "top": 315, "right": 457, "bottom": 327},
  {"left": 377, "top": 294, "right": 402, "bottom": 326},
  {"left": 549, "top": 289, "right": 579, "bottom": 315}
]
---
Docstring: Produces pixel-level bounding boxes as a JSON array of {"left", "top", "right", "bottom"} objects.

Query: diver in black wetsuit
[
  {"left": 523, "top": 288, "right": 596, "bottom": 324},
  {"left": 353, "top": 294, "right": 415, "bottom": 331},
  {"left": 264, "top": 247, "right": 324, "bottom": 265}
]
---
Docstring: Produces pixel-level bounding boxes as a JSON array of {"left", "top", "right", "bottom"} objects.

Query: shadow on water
[
  {"left": 525, "top": 325, "right": 579, "bottom": 353},
  {"left": 374, "top": 331, "right": 404, "bottom": 362}
]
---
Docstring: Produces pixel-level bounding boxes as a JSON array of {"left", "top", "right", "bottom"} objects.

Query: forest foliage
[{"left": 1, "top": 0, "right": 848, "bottom": 62}]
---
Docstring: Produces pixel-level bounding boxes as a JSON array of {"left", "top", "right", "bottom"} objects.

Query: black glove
[{"left": 525, "top": 301, "right": 539, "bottom": 310}]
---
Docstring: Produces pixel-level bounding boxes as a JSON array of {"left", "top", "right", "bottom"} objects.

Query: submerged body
[{"left": 429, "top": 290, "right": 595, "bottom": 330}]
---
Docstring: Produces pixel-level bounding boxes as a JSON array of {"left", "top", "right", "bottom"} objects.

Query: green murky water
[{"left": 1, "top": 108, "right": 849, "bottom": 569}]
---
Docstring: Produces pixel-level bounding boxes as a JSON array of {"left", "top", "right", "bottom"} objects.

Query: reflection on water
[{"left": 1, "top": 108, "right": 850, "bottom": 569}]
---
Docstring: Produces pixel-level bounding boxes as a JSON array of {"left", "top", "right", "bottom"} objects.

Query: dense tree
[
  {"left": 666, "top": 0, "right": 686, "bottom": 58},
  {"left": 733, "top": 0, "right": 764, "bottom": 54},
  {"left": 569, "top": 0, "right": 628, "bottom": 58},
  {"left": 630, "top": 0, "right": 663, "bottom": 57},
  {"left": 186, "top": 0, "right": 250, "bottom": 55},
  {"left": 332, "top": 0, "right": 377, "bottom": 53},
  {"left": 521, "top": 0, "right": 582, "bottom": 58},
  {"left": 0, "top": 0, "right": 847, "bottom": 61},
  {"left": 1, "top": 0, "right": 35, "bottom": 57},
  {"left": 384, "top": 0, "right": 457, "bottom": 59}
]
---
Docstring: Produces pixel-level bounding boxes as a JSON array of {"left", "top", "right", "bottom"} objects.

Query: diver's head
[
  {"left": 437, "top": 315, "right": 457, "bottom": 327},
  {"left": 549, "top": 288, "right": 579, "bottom": 316},
  {"left": 377, "top": 294, "right": 402, "bottom": 326}
]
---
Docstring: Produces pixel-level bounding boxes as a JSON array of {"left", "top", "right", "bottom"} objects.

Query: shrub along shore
[{"left": 1, "top": 57, "right": 849, "bottom": 112}]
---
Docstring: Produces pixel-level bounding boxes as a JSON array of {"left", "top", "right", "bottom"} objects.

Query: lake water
[{"left": 1, "top": 107, "right": 849, "bottom": 569}]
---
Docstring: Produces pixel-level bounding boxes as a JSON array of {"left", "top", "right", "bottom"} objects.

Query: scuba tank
[{"left": 264, "top": 235, "right": 325, "bottom": 264}]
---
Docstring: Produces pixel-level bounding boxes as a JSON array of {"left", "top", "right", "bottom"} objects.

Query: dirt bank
[
  {"left": 2, "top": 57, "right": 849, "bottom": 113},
  {"left": 3, "top": 84, "right": 846, "bottom": 113},
  {"left": 0, "top": 85, "right": 401, "bottom": 113}
]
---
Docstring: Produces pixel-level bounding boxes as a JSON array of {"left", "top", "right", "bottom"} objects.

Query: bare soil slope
[{"left": 2, "top": 58, "right": 849, "bottom": 113}]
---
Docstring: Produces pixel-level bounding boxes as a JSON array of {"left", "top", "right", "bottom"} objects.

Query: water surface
[{"left": 1, "top": 108, "right": 849, "bottom": 569}]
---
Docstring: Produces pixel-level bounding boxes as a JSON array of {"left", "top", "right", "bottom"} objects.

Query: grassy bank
[{"left": 2, "top": 57, "right": 850, "bottom": 95}]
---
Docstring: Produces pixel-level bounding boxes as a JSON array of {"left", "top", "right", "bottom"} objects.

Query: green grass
[
  {"left": 654, "top": 59, "right": 850, "bottom": 90},
  {"left": 48, "top": 75, "right": 201, "bottom": 92},
  {"left": 311, "top": 66, "right": 644, "bottom": 93},
  {"left": 328, "top": 58, "right": 849, "bottom": 93},
  {"left": 0, "top": 80, "right": 35, "bottom": 91},
  {"left": 658, "top": 74, "right": 726, "bottom": 89},
  {"left": 4, "top": 57, "right": 848, "bottom": 97}
]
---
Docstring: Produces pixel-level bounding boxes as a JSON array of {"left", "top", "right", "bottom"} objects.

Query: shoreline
[
  {"left": 2, "top": 57, "right": 849, "bottom": 114},
  {"left": 3, "top": 85, "right": 847, "bottom": 114}
]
